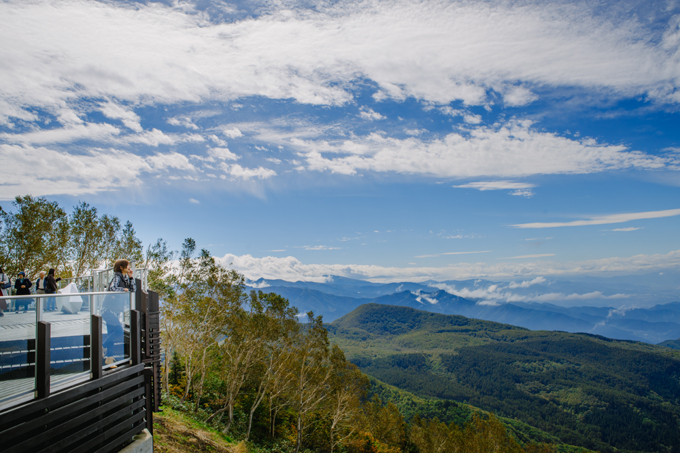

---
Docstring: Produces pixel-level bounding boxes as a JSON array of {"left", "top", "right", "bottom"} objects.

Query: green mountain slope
[
  {"left": 660, "top": 337, "right": 680, "bottom": 349},
  {"left": 328, "top": 304, "right": 680, "bottom": 453}
]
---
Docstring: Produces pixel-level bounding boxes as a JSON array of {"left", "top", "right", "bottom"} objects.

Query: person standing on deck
[
  {"left": 45, "top": 268, "right": 61, "bottom": 312},
  {"left": 14, "top": 271, "right": 32, "bottom": 313},
  {"left": 0, "top": 267, "right": 10, "bottom": 316},
  {"left": 103, "top": 259, "right": 136, "bottom": 365},
  {"left": 35, "top": 271, "right": 47, "bottom": 310}
]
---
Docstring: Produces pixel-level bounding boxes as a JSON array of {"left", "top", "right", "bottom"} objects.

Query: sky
[{"left": 1, "top": 0, "right": 679, "bottom": 284}]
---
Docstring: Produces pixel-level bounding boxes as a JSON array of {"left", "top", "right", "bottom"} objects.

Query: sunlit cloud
[
  {"left": 499, "top": 254, "right": 556, "bottom": 259},
  {"left": 216, "top": 249, "right": 680, "bottom": 283},
  {"left": 513, "top": 208, "right": 680, "bottom": 228}
]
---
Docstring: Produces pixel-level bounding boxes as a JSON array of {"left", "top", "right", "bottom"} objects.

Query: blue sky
[{"left": 1, "top": 0, "right": 679, "bottom": 283}]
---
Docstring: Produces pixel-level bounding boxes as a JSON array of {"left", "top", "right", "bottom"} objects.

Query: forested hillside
[{"left": 328, "top": 304, "right": 680, "bottom": 453}]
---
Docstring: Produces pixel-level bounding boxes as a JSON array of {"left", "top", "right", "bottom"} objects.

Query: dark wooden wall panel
[{"left": 0, "top": 364, "right": 146, "bottom": 453}]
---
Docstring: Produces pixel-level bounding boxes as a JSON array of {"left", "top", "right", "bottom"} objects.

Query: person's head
[
  {"left": 18, "top": 271, "right": 25, "bottom": 278},
  {"left": 39, "top": 271, "right": 45, "bottom": 278},
  {"left": 114, "top": 259, "right": 130, "bottom": 274},
  {"left": 48, "top": 268, "right": 55, "bottom": 276}
]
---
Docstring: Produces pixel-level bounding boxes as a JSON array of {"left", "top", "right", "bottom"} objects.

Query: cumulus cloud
[
  {"left": 0, "top": 144, "right": 194, "bottom": 199},
  {"left": 359, "top": 107, "right": 385, "bottom": 121},
  {"left": 508, "top": 276, "right": 546, "bottom": 288},
  {"left": 221, "top": 163, "right": 276, "bottom": 180},
  {"left": 286, "top": 120, "right": 669, "bottom": 178},
  {"left": 215, "top": 249, "right": 680, "bottom": 283},
  {"left": 208, "top": 147, "right": 240, "bottom": 161},
  {"left": 513, "top": 208, "right": 680, "bottom": 228},
  {"left": 100, "top": 102, "right": 142, "bottom": 132}
]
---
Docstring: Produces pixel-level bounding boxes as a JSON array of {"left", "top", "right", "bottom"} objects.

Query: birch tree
[
  {"left": 326, "top": 348, "right": 369, "bottom": 453},
  {"left": 289, "top": 312, "right": 334, "bottom": 453}
]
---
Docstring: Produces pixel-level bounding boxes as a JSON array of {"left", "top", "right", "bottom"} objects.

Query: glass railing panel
[
  {"left": 0, "top": 295, "right": 37, "bottom": 406},
  {"left": 91, "top": 292, "right": 131, "bottom": 369},
  {"left": 47, "top": 293, "right": 91, "bottom": 391}
]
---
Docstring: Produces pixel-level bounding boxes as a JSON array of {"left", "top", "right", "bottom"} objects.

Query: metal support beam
[
  {"left": 131, "top": 310, "right": 141, "bottom": 365},
  {"left": 36, "top": 321, "right": 51, "bottom": 399},
  {"left": 143, "top": 368, "right": 154, "bottom": 434},
  {"left": 92, "top": 314, "right": 102, "bottom": 380}
]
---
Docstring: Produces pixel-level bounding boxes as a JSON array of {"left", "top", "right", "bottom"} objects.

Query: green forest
[{"left": 329, "top": 304, "right": 680, "bottom": 453}]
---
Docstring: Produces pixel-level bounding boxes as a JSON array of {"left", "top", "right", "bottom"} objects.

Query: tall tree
[
  {"left": 0, "top": 196, "right": 69, "bottom": 278},
  {"left": 244, "top": 291, "right": 300, "bottom": 440},
  {"left": 289, "top": 312, "right": 335, "bottom": 453},
  {"left": 69, "top": 202, "right": 103, "bottom": 277},
  {"left": 326, "top": 349, "right": 369, "bottom": 453},
  {"left": 113, "top": 220, "right": 143, "bottom": 264}
]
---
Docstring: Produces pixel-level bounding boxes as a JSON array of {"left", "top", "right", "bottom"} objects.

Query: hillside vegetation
[{"left": 328, "top": 304, "right": 680, "bottom": 453}]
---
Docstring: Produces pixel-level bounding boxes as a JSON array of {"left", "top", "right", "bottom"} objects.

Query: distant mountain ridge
[
  {"left": 327, "top": 304, "right": 680, "bottom": 453},
  {"left": 249, "top": 276, "right": 680, "bottom": 343}
]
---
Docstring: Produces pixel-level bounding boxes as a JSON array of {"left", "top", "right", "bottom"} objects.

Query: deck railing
[
  {"left": 0, "top": 280, "right": 159, "bottom": 453},
  {"left": 0, "top": 291, "right": 135, "bottom": 409}
]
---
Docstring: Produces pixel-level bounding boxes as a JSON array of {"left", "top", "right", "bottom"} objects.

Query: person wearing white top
[{"left": 0, "top": 266, "right": 9, "bottom": 316}]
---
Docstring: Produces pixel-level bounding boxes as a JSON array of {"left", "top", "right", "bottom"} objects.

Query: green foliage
[
  {"left": 0, "top": 196, "right": 146, "bottom": 279},
  {"left": 330, "top": 303, "right": 680, "bottom": 453},
  {"left": 0, "top": 195, "right": 69, "bottom": 278}
]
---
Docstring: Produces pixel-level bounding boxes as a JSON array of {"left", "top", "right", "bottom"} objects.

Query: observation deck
[{"left": 0, "top": 269, "right": 161, "bottom": 453}]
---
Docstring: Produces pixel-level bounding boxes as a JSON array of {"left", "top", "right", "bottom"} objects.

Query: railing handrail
[{"left": 0, "top": 291, "right": 125, "bottom": 300}]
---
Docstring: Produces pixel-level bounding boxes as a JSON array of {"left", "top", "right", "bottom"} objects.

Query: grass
[{"left": 153, "top": 406, "right": 245, "bottom": 453}]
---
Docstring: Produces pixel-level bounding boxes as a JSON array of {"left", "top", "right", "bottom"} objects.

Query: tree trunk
[{"left": 295, "top": 413, "right": 303, "bottom": 453}]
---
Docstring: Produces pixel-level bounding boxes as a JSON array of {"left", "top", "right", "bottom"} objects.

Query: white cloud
[
  {"left": 208, "top": 147, "right": 240, "bottom": 161},
  {"left": 508, "top": 276, "right": 546, "bottom": 288},
  {"left": 454, "top": 180, "right": 535, "bottom": 191},
  {"left": 510, "top": 189, "right": 534, "bottom": 197},
  {"left": 513, "top": 208, "right": 680, "bottom": 228},
  {"left": 1, "top": 0, "right": 680, "bottom": 130},
  {"left": 288, "top": 120, "right": 669, "bottom": 178},
  {"left": 215, "top": 249, "right": 680, "bottom": 283},
  {"left": 463, "top": 113, "right": 482, "bottom": 124},
  {"left": 611, "top": 227, "right": 644, "bottom": 232},
  {"left": 302, "top": 245, "right": 342, "bottom": 251},
  {"left": 359, "top": 107, "right": 385, "bottom": 121},
  {"left": 1, "top": 122, "right": 121, "bottom": 145},
  {"left": 189, "top": 198, "right": 200, "bottom": 204},
  {"left": 100, "top": 102, "right": 142, "bottom": 132},
  {"left": 415, "top": 251, "right": 491, "bottom": 258},
  {"left": 499, "top": 254, "right": 556, "bottom": 259},
  {"left": 0, "top": 144, "right": 193, "bottom": 199},
  {"left": 167, "top": 115, "right": 199, "bottom": 130},
  {"left": 222, "top": 163, "right": 276, "bottom": 180},
  {"left": 221, "top": 127, "right": 243, "bottom": 139},
  {"left": 502, "top": 86, "right": 539, "bottom": 107}
]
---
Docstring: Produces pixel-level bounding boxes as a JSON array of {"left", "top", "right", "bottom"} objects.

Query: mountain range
[
  {"left": 249, "top": 275, "right": 680, "bottom": 344},
  {"left": 327, "top": 303, "right": 680, "bottom": 453}
]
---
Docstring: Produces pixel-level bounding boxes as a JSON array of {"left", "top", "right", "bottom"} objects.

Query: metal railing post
[
  {"left": 91, "top": 314, "right": 102, "bottom": 380},
  {"left": 36, "top": 296, "right": 42, "bottom": 322},
  {"left": 131, "top": 310, "right": 141, "bottom": 365},
  {"left": 36, "top": 321, "right": 51, "bottom": 399}
]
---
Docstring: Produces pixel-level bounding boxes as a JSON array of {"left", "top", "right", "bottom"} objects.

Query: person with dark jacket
[
  {"left": 14, "top": 271, "right": 32, "bottom": 313},
  {"left": 45, "top": 268, "right": 61, "bottom": 311},
  {"left": 102, "top": 259, "right": 136, "bottom": 365}
]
